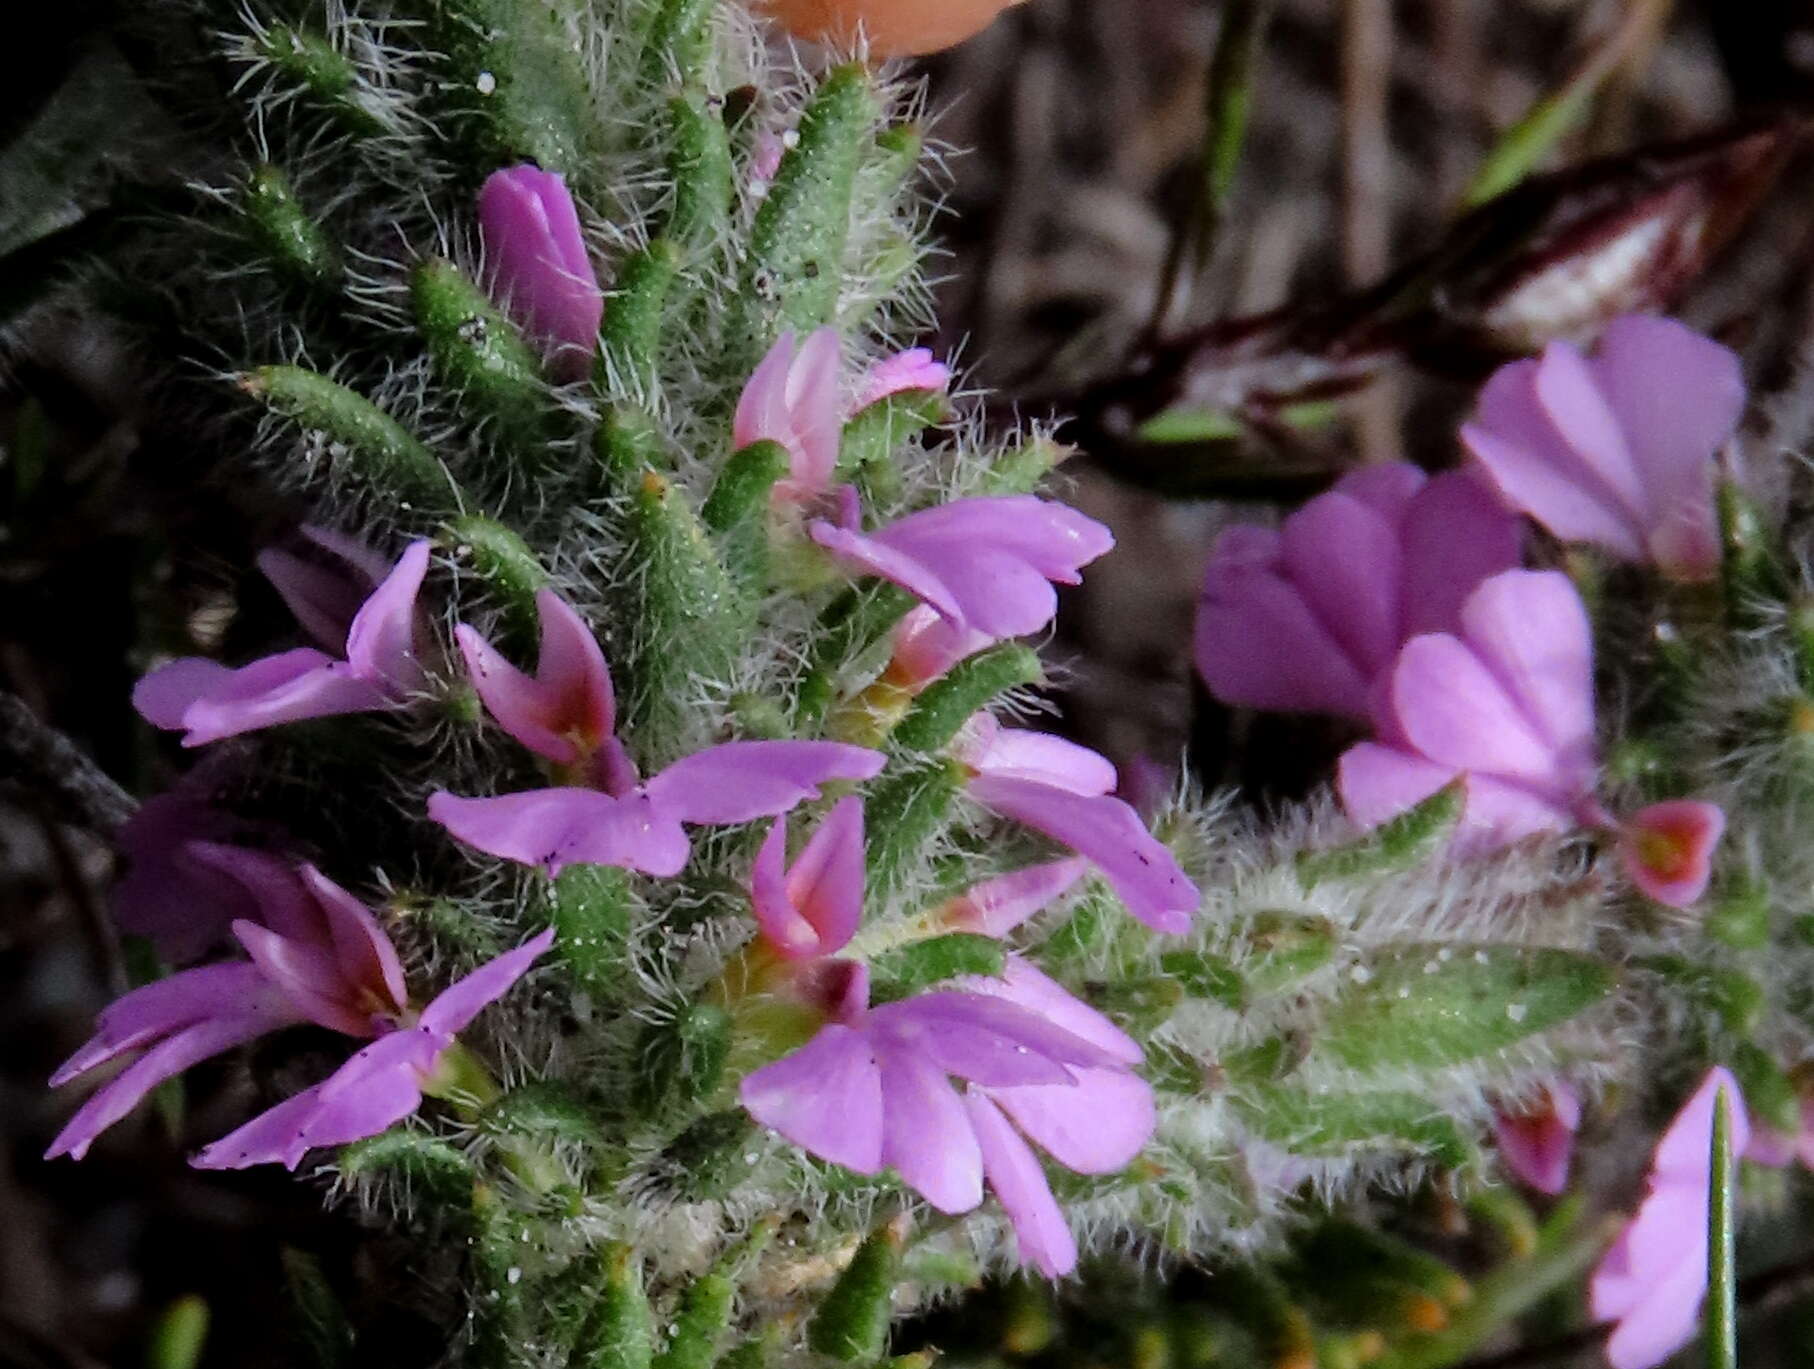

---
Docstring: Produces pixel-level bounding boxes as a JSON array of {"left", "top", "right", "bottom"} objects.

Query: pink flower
[
  {"left": 47, "top": 858, "right": 410, "bottom": 1161},
  {"left": 256, "top": 525, "right": 396, "bottom": 654},
  {"left": 1590, "top": 1068, "right": 1749, "bottom": 1369},
  {"left": 454, "top": 589, "right": 637, "bottom": 793},
  {"left": 1493, "top": 1079, "right": 1582, "bottom": 1195},
  {"left": 856, "top": 348, "right": 952, "bottom": 409},
  {"left": 477, "top": 165, "right": 603, "bottom": 383},
  {"left": 134, "top": 540, "right": 432, "bottom": 747},
  {"left": 110, "top": 770, "right": 277, "bottom": 964},
  {"left": 882, "top": 605, "right": 994, "bottom": 692},
  {"left": 811, "top": 496, "right": 1114, "bottom": 656},
  {"left": 751, "top": 796, "right": 866, "bottom": 962},
  {"left": 1337, "top": 569, "right": 1724, "bottom": 903},
  {"left": 735, "top": 328, "right": 845, "bottom": 501},
  {"left": 737, "top": 841, "right": 1151, "bottom": 1277},
  {"left": 1461, "top": 315, "right": 1746, "bottom": 581},
  {"left": 194, "top": 929, "right": 554, "bottom": 1170},
  {"left": 1617, "top": 800, "right": 1727, "bottom": 910},
  {"left": 430, "top": 590, "right": 883, "bottom": 877},
  {"left": 934, "top": 858, "right": 1090, "bottom": 938},
  {"left": 1196, "top": 463, "right": 1521, "bottom": 721},
  {"left": 955, "top": 715, "right": 1196, "bottom": 934}
]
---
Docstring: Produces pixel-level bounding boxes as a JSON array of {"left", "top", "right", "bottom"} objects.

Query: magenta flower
[
  {"left": 134, "top": 540, "right": 432, "bottom": 747},
  {"left": 454, "top": 589, "right": 638, "bottom": 793},
  {"left": 430, "top": 589, "right": 883, "bottom": 877},
  {"left": 735, "top": 328, "right": 845, "bottom": 501},
  {"left": 752, "top": 796, "right": 866, "bottom": 961},
  {"left": 934, "top": 857, "right": 1090, "bottom": 938},
  {"left": 1617, "top": 800, "right": 1727, "bottom": 910},
  {"left": 1461, "top": 315, "right": 1746, "bottom": 581},
  {"left": 882, "top": 604, "right": 993, "bottom": 692},
  {"left": 195, "top": 928, "right": 554, "bottom": 1170},
  {"left": 111, "top": 773, "right": 278, "bottom": 963},
  {"left": 1590, "top": 1067, "right": 1749, "bottom": 1369},
  {"left": 856, "top": 348, "right": 952, "bottom": 409},
  {"left": 47, "top": 858, "right": 409, "bottom": 1161},
  {"left": 1337, "top": 570, "right": 1724, "bottom": 903},
  {"left": 1196, "top": 462, "right": 1521, "bottom": 721},
  {"left": 811, "top": 496, "right": 1115, "bottom": 653},
  {"left": 737, "top": 850, "right": 1152, "bottom": 1277},
  {"left": 477, "top": 165, "right": 603, "bottom": 383},
  {"left": 1492, "top": 1079, "right": 1582, "bottom": 1195},
  {"left": 954, "top": 715, "right": 1197, "bottom": 934},
  {"left": 257, "top": 525, "right": 397, "bottom": 653}
]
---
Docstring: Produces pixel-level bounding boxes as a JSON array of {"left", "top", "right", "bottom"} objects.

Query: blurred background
[{"left": 6, "top": 1, "right": 1814, "bottom": 1363}]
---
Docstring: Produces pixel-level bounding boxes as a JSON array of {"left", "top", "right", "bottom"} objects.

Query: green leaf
[
  {"left": 891, "top": 644, "right": 1043, "bottom": 754},
  {"left": 1236, "top": 1085, "right": 1476, "bottom": 1169},
  {"left": 572, "top": 1244, "right": 654, "bottom": 1369},
  {"left": 1163, "top": 911, "right": 1336, "bottom": 1009},
  {"left": 870, "top": 933, "right": 1006, "bottom": 1002},
  {"left": 732, "top": 64, "right": 879, "bottom": 356},
  {"left": 412, "top": 257, "right": 549, "bottom": 437},
  {"left": 242, "top": 366, "right": 458, "bottom": 511},
  {"left": 837, "top": 389, "right": 950, "bottom": 480},
  {"left": 338, "top": 1129, "right": 475, "bottom": 1210},
  {"left": 634, "top": 1002, "right": 731, "bottom": 1113},
  {"left": 1297, "top": 779, "right": 1463, "bottom": 888},
  {"left": 241, "top": 164, "right": 341, "bottom": 292},
  {"left": 599, "top": 240, "right": 682, "bottom": 402},
  {"left": 1315, "top": 944, "right": 1613, "bottom": 1072},
  {"left": 810, "top": 1226, "right": 903, "bottom": 1361},
  {"left": 551, "top": 863, "right": 635, "bottom": 998}
]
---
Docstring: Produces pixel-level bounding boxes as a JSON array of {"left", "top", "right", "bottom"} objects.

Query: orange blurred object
[{"left": 754, "top": 0, "right": 1027, "bottom": 57}]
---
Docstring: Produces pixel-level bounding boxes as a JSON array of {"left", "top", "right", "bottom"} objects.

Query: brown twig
[{"left": 0, "top": 690, "right": 135, "bottom": 834}]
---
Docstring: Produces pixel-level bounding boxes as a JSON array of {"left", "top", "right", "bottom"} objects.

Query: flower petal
[
  {"left": 965, "top": 1089, "right": 1077, "bottom": 1278},
  {"left": 968, "top": 775, "right": 1196, "bottom": 934},
  {"left": 643, "top": 741, "right": 884, "bottom": 825},
  {"left": 171, "top": 650, "right": 393, "bottom": 746},
  {"left": 991, "top": 1065, "right": 1156, "bottom": 1174},
  {"left": 939, "top": 858, "right": 1089, "bottom": 938},
  {"left": 48, "top": 994, "right": 299, "bottom": 1161},
  {"left": 1388, "top": 633, "right": 1560, "bottom": 786},
  {"left": 1397, "top": 471, "right": 1524, "bottom": 641},
  {"left": 1618, "top": 799, "right": 1725, "bottom": 908},
  {"left": 419, "top": 927, "right": 556, "bottom": 1039},
  {"left": 1279, "top": 492, "right": 1401, "bottom": 682},
  {"left": 876, "top": 1044, "right": 983, "bottom": 1212},
  {"left": 50, "top": 961, "right": 281, "bottom": 1085},
  {"left": 740, "top": 1024, "right": 885, "bottom": 1174},
  {"left": 343, "top": 540, "right": 430, "bottom": 693},
  {"left": 429, "top": 789, "right": 692, "bottom": 877},
  {"left": 957, "top": 956, "right": 1142, "bottom": 1066},
  {"left": 1197, "top": 558, "right": 1372, "bottom": 719},
  {"left": 782, "top": 795, "right": 865, "bottom": 957}
]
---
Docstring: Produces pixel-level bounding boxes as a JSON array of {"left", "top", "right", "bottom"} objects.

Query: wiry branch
[{"left": 0, "top": 690, "right": 136, "bottom": 833}]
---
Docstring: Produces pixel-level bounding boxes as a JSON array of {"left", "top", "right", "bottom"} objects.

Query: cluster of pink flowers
[
  {"left": 1196, "top": 314, "right": 1736, "bottom": 906},
  {"left": 1196, "top": 314, "right": 1754, "bottom": 1367},
  {"left": 48, "top": 164, "right": 1201, "bottom": 1283}
]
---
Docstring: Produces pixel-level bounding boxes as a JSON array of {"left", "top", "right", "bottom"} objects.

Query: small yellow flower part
[{"left": 754, "top": 0, "right": 1027, "bottom": 57}]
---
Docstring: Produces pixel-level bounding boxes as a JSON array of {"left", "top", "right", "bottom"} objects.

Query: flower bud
[{"left": 477, "top": 165, "right": 603, "bottom": 383}]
